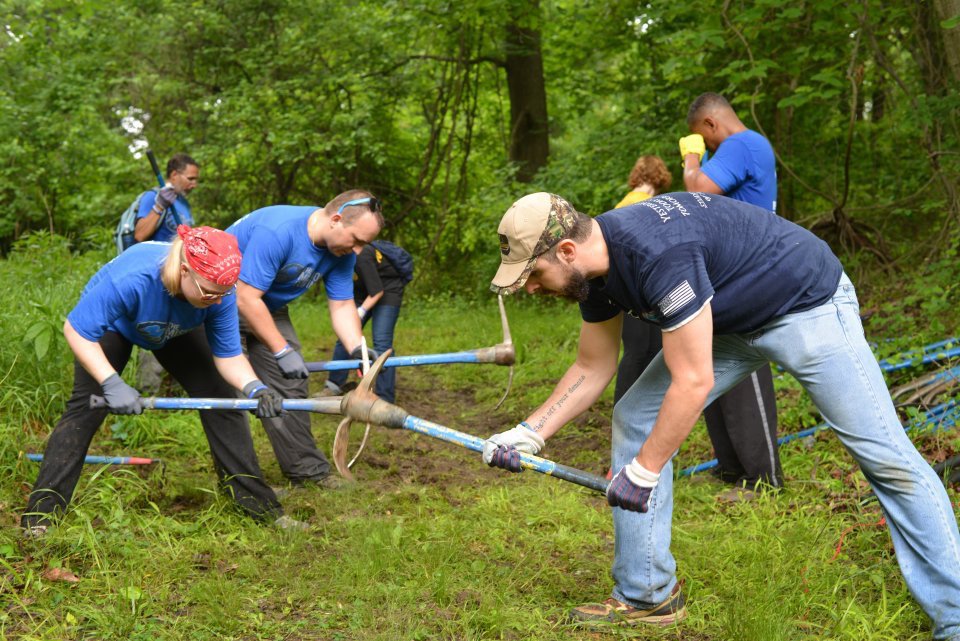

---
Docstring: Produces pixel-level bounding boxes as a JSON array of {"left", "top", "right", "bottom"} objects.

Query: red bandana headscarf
[{"left": 177, "top": 225, "right": 242, "bottom": 286}]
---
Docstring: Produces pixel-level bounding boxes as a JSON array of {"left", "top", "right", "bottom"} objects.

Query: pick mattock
[
  {"left": 331, "top": 351, "right": 609, "bottom": 493},
  {"left": 306, "top": 295, "right": 515, "bottom": 409}
]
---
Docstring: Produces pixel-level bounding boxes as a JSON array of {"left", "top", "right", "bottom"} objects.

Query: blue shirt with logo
[
  {"left": 226, "top": 205, "right": 356, "bottom": 311},
  {"left": 579, "top": 193, "right": 843, "bottom": 334},
  {"left": 136, "top": 190, "right": 194, "bottom": 243},
  {"left": 67, "top": 242, "right": 242, "bottom": 357},
  {"left": 701, "top": 130, "right": 777, "bottom": 212}
]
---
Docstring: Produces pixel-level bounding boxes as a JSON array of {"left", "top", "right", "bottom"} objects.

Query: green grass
[{"left": 0, "top": 239, "right": 958, "bottom": 639}]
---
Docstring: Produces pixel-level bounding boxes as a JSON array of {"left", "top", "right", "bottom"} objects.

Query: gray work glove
[
  {"left": 349, "top": 345, "right": 381, "bottom": 364},
  {"left": 482, "top": 422, "right": 545, "bottom": 473},
  {"left": 155, "top": 185, "right": 177, "bottom": 210},
  {"left": 242, "top": 380, "right": 285, "bottom": 418},
  {"left": 100, "top": 373, "right": 143, "bottom": 415},
  {"left": 274, "top": 344, "right": 309, "bottom": 379}
]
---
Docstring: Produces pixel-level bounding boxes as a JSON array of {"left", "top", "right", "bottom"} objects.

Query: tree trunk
[
  {"left": 504, "top": 0, "right": 548, "bottom": 183},
  {"left": 934, "top": 0, "right": 960, "bottom": 84}
]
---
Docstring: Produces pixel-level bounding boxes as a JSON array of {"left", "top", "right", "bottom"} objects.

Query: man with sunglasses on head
[{"left": 227, "top": 190, "right": 384, "bottom": 489}]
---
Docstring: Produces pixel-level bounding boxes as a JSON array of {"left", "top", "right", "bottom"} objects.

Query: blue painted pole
[
  {"left": 89, "top": 396, "right": 342, "bottom": 414},
  {"left": 306, "top": 346, "right": 514, "bottom": 373},
  {"left": 400, "top": 415, "right": 610, "bottom": 493},
  {"left": 680, "top": 399, "right": 959, "bottom": 476},
  {"left": 27, "top": 453, "right": 159, "bottom": 465}
]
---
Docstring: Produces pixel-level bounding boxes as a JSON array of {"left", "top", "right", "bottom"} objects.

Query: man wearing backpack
[
  {"left": 134, "top": 153, "right": 199, "bottom": 243},
  {"left": 226, "top": 191, "right": 384, "bottom": 488},
  {"left": 324, "top": 239, "right": 413, "bottom": 403}
]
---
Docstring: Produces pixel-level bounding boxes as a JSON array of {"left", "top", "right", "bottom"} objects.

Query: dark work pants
[
  {"left": 703, "top": 363, "right": 782, "bottom": 487},
  {"left": 22, "top": 330, "right": 281, "bottom": 527},
  {"left": 614, "top": 315, "right": 663, "bottom": 404},
  {"left": 241, "top": 307, "right": 331, "bottom": 484},
  {"left": 329, "top": 304, "right": 401, "bottom": 403}
]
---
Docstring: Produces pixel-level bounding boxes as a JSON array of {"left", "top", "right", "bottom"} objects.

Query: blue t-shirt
[
  {"left": 67, "top": 242, "right": 242, "bottom": 357},
  {"left": 701, "top": 130, "right": 777, "bottom": 212},
  {"left": 136, "top": 190, "right": 194, "bottom": 243},
  {"left": 580, "top": 193, "right": 843, "bottom": 334},
  {"left": 226, "top": 205, "right": 356, "bottom": 311}
]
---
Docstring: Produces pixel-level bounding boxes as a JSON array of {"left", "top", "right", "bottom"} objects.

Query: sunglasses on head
[
  {"left": 188, "top": 271, "right": 235, "bottom": 301},
  {"left": 337, "top": 197, "right": 381, "bottom": 216}
]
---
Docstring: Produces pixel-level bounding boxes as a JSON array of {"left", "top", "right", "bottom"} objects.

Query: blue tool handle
[
  {"left": 89, "top": 396, "right": 342, "bottom": 414},
  {"left": 402, "top": 415, "right": 610, "bottom": 494},
  {"left": 307, "top": 352, "right": 483, "bottom": 372},
  {"left": 146, "top": 149, "right": 165, "bottom": 188}
]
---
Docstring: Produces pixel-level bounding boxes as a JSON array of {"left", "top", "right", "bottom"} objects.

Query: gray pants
[{"left": 241, "top": 307, "right": 331, "bottom": 483}]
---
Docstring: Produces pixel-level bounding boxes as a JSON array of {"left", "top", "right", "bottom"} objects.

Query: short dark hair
[
  {"left": 325, "top": 189, "right": 386, "bottom": 228},
  {"left": 686, "top": 92, "right": 732, "bottom": 127},
  {"left": 167, "top": 153, "right": 198, "bottom": 177}
]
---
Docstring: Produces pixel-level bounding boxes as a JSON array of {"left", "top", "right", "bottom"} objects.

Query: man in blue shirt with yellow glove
[{"left": 678, "top": 92, "right": 781, "bottom": 497}]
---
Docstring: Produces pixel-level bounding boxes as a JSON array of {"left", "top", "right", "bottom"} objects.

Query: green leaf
[{"left": 941, "top": 14, "right": 960, "bottom": 29}]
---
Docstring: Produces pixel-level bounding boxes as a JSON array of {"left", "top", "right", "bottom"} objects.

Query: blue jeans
[
  {"left": 610, "top": 274, "right": 960, "bottom": 639},
  {"left": 329, "top": 304, "right": 401, "bottom": 403}
]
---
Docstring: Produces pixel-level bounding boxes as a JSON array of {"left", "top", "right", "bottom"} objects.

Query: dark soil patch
[{"left": 342, "top": 366, "right": 616, "bottom": 493}]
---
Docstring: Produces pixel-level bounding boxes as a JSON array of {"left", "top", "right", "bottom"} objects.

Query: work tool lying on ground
[
  {"left": 26, "top": 453, "right": 161, "bottom": 466},
  {"left": 89, "top": 352, "right": 608, "bottom": 495},
  {"left": 306, "top": 295, "right": 516, "bottom": 410}
]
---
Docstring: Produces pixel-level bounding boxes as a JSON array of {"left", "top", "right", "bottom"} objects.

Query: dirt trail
[{"left": 328, "top": 366, "right": 616, "bottom": 493}]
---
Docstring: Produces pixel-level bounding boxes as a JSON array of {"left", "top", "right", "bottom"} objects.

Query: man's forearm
[
  {"left": 526, "top": 364, "right": 612, "bottom": 441},
  {"left": 330, "top": 301, "right": 364, "bottom": 350},
  {"left": 133, "top": 209, "right": 163, "bottom": 242},
  {"left": 636, "top": 383, "right": 709, "bottom": 472}
]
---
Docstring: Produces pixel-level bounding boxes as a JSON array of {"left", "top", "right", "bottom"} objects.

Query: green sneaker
[{"left": 569, "top": 583, "right": 687, "bottom": 626}]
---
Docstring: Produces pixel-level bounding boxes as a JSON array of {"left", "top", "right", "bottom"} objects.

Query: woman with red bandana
[{"left": 22, "top": 226, "right": 291, "bottom": 535}]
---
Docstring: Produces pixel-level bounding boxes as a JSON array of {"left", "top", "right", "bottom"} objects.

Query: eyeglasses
[
  {"left": 188, "top": 271, "right": 235, "bottom": 301},
  {"left": 337, "top": 197, "right": 381, "bottom": 216}
]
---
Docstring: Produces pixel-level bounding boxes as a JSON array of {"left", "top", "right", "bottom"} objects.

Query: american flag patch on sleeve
[{"left": 657, "top": 280, "right": 696, "bottom": 317}]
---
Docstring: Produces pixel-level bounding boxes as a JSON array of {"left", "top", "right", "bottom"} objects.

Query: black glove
[
  {"left": 155, "top": 185, "right": 177, "bottom": 210},
  {"left": 274, "top": 344, "right": 309, "bottom": 379},
  {"left": 243, "top": 380, "right": 285, "bottom": 419},
  {"left": 101, "top": 373, "right": 143, "bottom": 415}
]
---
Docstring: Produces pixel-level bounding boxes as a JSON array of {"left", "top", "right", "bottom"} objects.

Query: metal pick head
[{"left": 331, "top": 349, "right": 394, "bottom": 480}]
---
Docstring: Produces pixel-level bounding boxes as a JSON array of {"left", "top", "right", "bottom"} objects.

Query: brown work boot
[{"left": 569, "top": 583, "right": 687, "bottom": 626}]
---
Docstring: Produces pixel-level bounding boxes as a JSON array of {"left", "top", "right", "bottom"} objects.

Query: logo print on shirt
[
  {"left": 657, "top": 280, "right": 696, "bottom": 318},
  {"left": 136, "top": 321, "right": 188, "bottom": 346},
  {"left": 276, "top": 263, "right": 322, "bottom": 289}
]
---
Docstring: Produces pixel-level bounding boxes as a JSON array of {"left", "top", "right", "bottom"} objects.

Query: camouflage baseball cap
[{"left": 490, "top": 192, "right": 579, "bottom": 295}]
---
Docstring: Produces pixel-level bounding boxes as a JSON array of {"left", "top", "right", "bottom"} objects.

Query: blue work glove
[
  {"left": 274, "top": 344, "right": 309, "bottom": 379},
  {"left": 606, "top": 458, "right": 660, "bottom": 513},
  {"left": 482, "top": 422, "right": 545, "bottom": 473},
  {"left": 154, "top": 185, "right": 177, "bottom": 210},
  {"left": 100, "top": 373, "right": 143, "bottom": 415},
  {"left": 242, "top": 380, "right": 285, "bottom": 419}
]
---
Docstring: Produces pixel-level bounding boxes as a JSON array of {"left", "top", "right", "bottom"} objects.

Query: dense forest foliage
[{"left": 2, "top": 0, "right": 958, "bottom": 293}]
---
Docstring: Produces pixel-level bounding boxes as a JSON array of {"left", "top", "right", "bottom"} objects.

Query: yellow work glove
[{"left": 678, "top": 134, "right": 706, "bottom": 163}]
